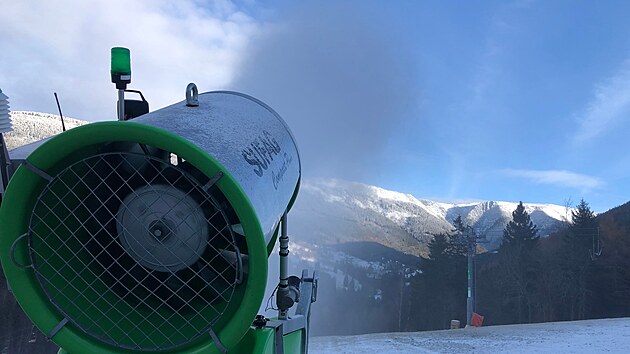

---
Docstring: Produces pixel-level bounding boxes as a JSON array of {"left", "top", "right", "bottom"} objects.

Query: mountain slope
[
  {"left": 291, "top": 179, "right": 454, "bottom": 257},
  {"left": 292, "top": 179, "right": 570, "bottom": 255}
]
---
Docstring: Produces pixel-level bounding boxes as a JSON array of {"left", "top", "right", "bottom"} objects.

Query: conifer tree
[
  {"left": 566, "top": 199, "right": 598, "bottom": 257},
  {"left": 446, "top": 216, "right": 469, "bottom": 323},
  {"left": 498, "top": 201, "right": 540, "bottom": 323},
  {"left": 501, "top": 201, "right": 540, "bottom": 251},
  {"left": 561, "top": 198, "right": 598, "bottom": 320}
]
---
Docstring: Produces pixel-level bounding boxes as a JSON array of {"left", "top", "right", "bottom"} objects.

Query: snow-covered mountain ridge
[
  {"left": 366, "top": 181, "right": 569, "bottom": 226},
  {"left": 292, "top": 179, "right": 571, "bottom": 254}
]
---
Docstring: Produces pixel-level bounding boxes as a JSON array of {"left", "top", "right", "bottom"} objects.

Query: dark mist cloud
[{"left": 230, "top": 1, "right": 418, "bottom": 180}]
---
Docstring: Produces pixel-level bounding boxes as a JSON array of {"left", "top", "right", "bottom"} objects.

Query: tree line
[
  {"left": 309, "top": 198, "right": 630, "bottom": 336},
  {"left": 408, "top": 199, "right": 630, "bottom": 330}
]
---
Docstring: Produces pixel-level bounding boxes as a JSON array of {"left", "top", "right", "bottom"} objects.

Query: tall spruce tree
[
  {"left": 498, "top": 201, "right": 540, "bottom": 323},
  {"left": 566, "top": 199, "right": 598, "bottom": 256},
  {"left": 561, "top": 198, "right": 598, "bottom": 320},
  {"left": 501, "top": 201, "right": 540, "bottom": 250}
]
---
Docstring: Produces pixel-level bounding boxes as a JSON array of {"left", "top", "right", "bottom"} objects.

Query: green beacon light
[
  {"left": 111, "top": 47, "right": 131, "bottom": 89},
  {"left": 111, "top": 47, "right": 131, "bottom": 120}
]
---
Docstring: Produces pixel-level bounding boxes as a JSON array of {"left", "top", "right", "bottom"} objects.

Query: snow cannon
[{"left": 0, "top": 49, "right": 318, "bottom": 354}]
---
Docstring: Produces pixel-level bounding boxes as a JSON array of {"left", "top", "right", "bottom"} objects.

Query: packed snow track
[{"left": 311, "top": 318, "right": 630, "bottom": 353}]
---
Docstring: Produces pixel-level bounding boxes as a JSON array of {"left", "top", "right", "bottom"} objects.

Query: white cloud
[
  {"left": 574, "top": 60, "right": 630, "bottom": 143},
  {"left": 501, "top": 169, "right": 603, "bottom": 190},
  {"left": 0, "top": 0, "right": 259, "bottom": 121}
]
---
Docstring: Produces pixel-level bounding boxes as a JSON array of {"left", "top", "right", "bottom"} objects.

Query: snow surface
[{"left": 311, "top": 318, "right": 630, "bottom": 353}]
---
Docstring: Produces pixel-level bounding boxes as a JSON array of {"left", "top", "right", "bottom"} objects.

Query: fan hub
[{"left": 116, "top": 184, "right": 208, "bottom": 273}]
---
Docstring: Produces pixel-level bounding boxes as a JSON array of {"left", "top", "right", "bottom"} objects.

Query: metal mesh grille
[{"left": 28, "top": 151, "right": 241, "bottom": 351}]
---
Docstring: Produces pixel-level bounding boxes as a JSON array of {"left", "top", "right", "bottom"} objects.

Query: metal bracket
[
  {"left": 10, "top": 233, "right": 32, "bottom": 269},
  {"left": 138, "top": 143, "right": 150, "bottom": 155},
  {"left": 264, "top": 321, "right": 284, "bottom": 354},
  {"left": 46, "top": 318, "right": 68, "bottom": 340},
  {"left": 208, "top": 326, "right": 227, "bottom": 354},
  {"left": 263, "top": 270, "right": 318, "bottom": 354},
  {"left": 235, "top": 244, "right": 244, "bottom": 284},
  {"left": 204, "top": 171, "right": 224, "bottom": 192},
  {"left": 23, "top": 161, "right": 52, "bottom": 181}
]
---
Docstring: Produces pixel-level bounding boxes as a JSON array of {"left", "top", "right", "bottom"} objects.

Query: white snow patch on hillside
[
  {"left": 372, "top": 186, "right": 423, "bottom": 207},
  {"left": 311, "top": 317, "right": 630, "bottom": 353},
  {"left": 418, "top": 199, "right": 456, "bottom": 221}
]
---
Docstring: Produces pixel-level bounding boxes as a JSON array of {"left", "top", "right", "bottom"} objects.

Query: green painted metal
[
  {"left": 231, "top": 326, "right": 304, "bottom": 354},
  {"left": 58, "top": 327, "right": 304, "bottom": 354},
  {"left": 283, "top": 330, "right": 304, "bottom": 353},
  {"left": 0, "top": 122, "right": 269, "bottom": 353}
]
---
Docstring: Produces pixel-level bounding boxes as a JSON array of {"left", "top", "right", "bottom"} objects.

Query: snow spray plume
[{"left": 231, "top": 1, "right": 418, "bottom": 181}]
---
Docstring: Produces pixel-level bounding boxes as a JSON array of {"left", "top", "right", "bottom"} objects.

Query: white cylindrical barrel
[{"left": 132, "top": 91, "right": 301, "bottom": 245}]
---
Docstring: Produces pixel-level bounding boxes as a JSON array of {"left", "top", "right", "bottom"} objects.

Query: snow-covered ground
[{"left": 311, "top": 318, "right": 630, "bottom": 353}]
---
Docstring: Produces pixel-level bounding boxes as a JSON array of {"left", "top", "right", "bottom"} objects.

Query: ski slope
[{"left": 311, "top": 318, "right": 630, "bottom": 353}]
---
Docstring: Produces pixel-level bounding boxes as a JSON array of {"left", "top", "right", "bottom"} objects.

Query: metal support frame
[
  {"left": 465, "top": 227, "right": 489, "bottom": 326},
  {"left": 277, "top": 213, "right": 290, "bottom": 320},
  {"left": 467, "top": 238, "right": 474, "bottom": 326},
  {"left": 117, "top": 89, "right": 125, "bottom": 120},
  {"left": 265, "top": 212, "right": 318, "bottom": 352},
  {"left": 266, "top": 269, "right": 318, "bottom": 354}
]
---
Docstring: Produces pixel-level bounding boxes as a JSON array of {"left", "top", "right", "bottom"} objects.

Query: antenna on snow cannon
[{"left": 0, "top": 48, "right": 317, "bottom": 353}]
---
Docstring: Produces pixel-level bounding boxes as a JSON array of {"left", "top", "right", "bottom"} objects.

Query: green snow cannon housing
[{"left": 0, "top": 91, "right": 301, "bottom": 353}]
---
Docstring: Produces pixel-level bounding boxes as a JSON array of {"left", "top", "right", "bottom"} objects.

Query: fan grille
[{"left": 28, "top": 151, "right": 241, "bottom": 351}]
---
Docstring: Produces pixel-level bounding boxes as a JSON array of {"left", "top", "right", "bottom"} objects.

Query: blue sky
[
  {"left": 382, "top": 1, "right": 628, "bottom": 212},
  {"left": 1, "top": 0, "right": 628, "bottom": 211},
  {"left": 373, "top": 0, "right": 630, "bottom": 212}
]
